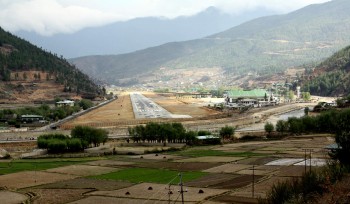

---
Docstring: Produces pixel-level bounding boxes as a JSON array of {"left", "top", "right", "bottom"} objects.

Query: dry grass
[
  {"left": 0, "top": 190, "right": 28, "bottom": 204},
  {"left": 0, "top": 171, "right": 77, "bottom": 189},
  {"left": 88, "top": 182, "right": 228, "bottom": 202},
  {"left": 44, "top": 165, "right": 118, "bottom": 176},
  {"left": 68, "top": 93, "right": 134, "bottom": 125}
]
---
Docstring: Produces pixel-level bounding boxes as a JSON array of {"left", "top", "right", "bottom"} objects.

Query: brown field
[
  {"left": 68, "top": 93, "right": 134, "bottom": 125},
  {"left": 204, "top": 163, "right": 253, "bottom": 173},
  {"left": 0, "top": 171, "right": 77, "bottom": 189},
  {"left": 0, "top": 136, "right": 336, "bottom": 203},
  {"left": 144, "top": 92, "right": 219, "bottom": 117},
  {"left": 44, "top": 165, "right": 119, "bottom": 176},
  {"left": 0, "top": 190, "right": 28, "bottom": 204},
  {"left": 37, "top": 178, "right": 133, "bottom": 191},
  {"left": 131, "top": 161, "right": 220, "bottom": 171},
  {"left": 174, "top": 156, "right": 245, "bottom": 163},
  {"left": 68, "top": 196, "right": 179, "bottom": 204},
  {"left": 65, "top": 92, "right": 220, "bottom": 127},
  {"left": 88, "top": 182, "right": 228, "bottom": 202}
]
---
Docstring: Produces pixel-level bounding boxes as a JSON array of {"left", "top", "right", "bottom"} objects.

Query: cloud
[
  {"left": 0, "top": 0, "right": 330, "bottom": 36},
  {"left": 0, "top": 0, "right": 121, "bottom": 36}
]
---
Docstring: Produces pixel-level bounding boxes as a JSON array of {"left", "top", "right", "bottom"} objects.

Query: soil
[
  {"left": 0, "top": 71, "right": 81, "bottom": 104},
  {"left": 131, "top": 161, "right": 220, "bottom": 171},
  {"left": 0, "top": 171, "right": 77, "bottom": 189},
  {"left": 0, "top": 190, "right": 28, "bottom": 204},
  {"left": 87, "top": 182, "right": 228, "bottom": 202},
  {"left": 67, "top": 93, "right": 134, "bottom": 126},
  {"left": 36, "top": 178, "right": 133, "bottom": 191},
  {"left": 0, "top": 135, "right": 337, "bottom": 203},
  {"left": 23, "top": 188, "right": 89, "bottom": 204},
  {"left": 44, "top": 165, "right": 119, "bottom": 176}
]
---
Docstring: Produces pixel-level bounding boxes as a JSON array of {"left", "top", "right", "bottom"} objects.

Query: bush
[
  {"left": 37, "top": 138, "right": 49, "bottom": 149},
  {"left": 47, "top": 139, "right": 67, "bottom": 153},
  {"left": 67, "top": 138, "right": 83, "bottom": 152}
]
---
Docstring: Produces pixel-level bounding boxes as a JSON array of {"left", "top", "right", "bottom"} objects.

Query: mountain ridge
[
  {"left": 0, "top": 27, "right": 102, "bottom": 102},
  {"left": 71, "top": 0, "right": 350, "bottom": 86},
  {"left": 15, "top": 7, "right": 276, "bottom": 58}
]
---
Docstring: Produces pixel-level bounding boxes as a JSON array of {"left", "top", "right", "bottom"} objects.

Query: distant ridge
[
  {"left": 70, "top": 0, "right": 350, "bottom": 86},
  {"left": 303, "top": 45, "right": 350, "bottom": 96}
]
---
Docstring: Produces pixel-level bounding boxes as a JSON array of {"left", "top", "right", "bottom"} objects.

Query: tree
[
  {"left": 79, "top": 99, "right": 93, "bottom": 110},
  {"left": 264, "top": 122, "right": 274, "bottom": 136},
  {"left": 71, "top": 126, "right": 108, "bottom": 148},
  {"left": 302, "top": 92, "right": 311, "bottom": 101},
  {"left": 220, "top": 125, "right": 235, "bottom": 140},
  {"left": 332, "top": 109, "right": 350, "bottom": 166},
  {"left": 304, "top": 107, "right": 310, "bottom": 116},
  {"left": 288, "top": 91, "right": 295, "bottom": 101},
  {"left": 276, "top": 120, "right": 288, "bottom": 135}
]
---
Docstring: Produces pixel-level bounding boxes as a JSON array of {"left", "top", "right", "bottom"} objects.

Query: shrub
[
  {"left": 47, "top": 139, "right": 67, "bottom": 153},
  {"left": 67, "top": 138, "right": 83, "bottom": 152}
]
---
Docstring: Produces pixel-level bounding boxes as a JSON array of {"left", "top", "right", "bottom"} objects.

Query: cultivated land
[
  {"left": 0, "top": 91, "right": 338, "bottom": 203},
  {"left": 0, "top": 136, "right": 334, "bottom": 203}
]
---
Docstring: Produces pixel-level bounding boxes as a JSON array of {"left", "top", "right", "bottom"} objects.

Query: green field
[
  {"left": 170, "top": 149, "right": 268, "bottom": 158},
  {"left": 91, "top": 168, "right": 207, "bottom": 184},
  {"left": 0, "top": 157, "right": 103, "bottom": 175}
]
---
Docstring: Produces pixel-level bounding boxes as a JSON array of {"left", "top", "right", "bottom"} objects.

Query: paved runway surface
[{"left": 130, "top": 92, "right": 191, "bottom": 119}]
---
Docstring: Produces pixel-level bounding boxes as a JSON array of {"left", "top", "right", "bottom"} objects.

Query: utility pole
[
  {"left": 302, "top": 148, "right": 313, "bottom": 173},
  {"left": 166, "top": 183, "right": 172, "bottom": 204},
  {"left": 179, "top": 173, "right": 187, "bottom": 204},
  {"left": 309, "top": 149, "right": 314, "bottom": 172},
  {"left": 252, "top": 165, "right": 255, "bottom": 198},
  {"left": 303, "top": 149, "right": 307, "bottom": 174}
]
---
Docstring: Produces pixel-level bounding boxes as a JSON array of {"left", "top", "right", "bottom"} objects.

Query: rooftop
[{"left": 226, "top": 89, "right": 268, "bottom": 99}]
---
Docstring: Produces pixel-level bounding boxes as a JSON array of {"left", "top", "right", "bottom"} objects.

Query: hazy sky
[{"left": 0, "top": 0, "right": 330, "bottom": 36}]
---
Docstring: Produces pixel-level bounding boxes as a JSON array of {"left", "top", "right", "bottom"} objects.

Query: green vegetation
[
  {"left": 262, "top": 162, "right": 345, "bottom": 204},
  {"left": 219, "top": 125, "right": 235, "bottom": 140},
  {"left": 0, "top": 158, "right": 101, "bottom": 175},
  {"left": 38, "top": 126, "right": 108, "bottom": 153},
  {"left": 91, "top": 168, "right": 206, "bottom": 184},
  {"left": 262, "top": 108, "right": 350, "bottom": 203},
  {"left": 303, "top": 45, "right": 350, "bottom": 96},
  {"left": 264, "top": 122, "right": 274, "bottom": 136},
  {"left": 71, "top": 0, "right": 350, "bottom": 85},
  {"left": 128, "top": 122, "right": 197, "bottom": 144},
  {"left": 0, "top": 27, "right": 100, "bottom": 95},
  {"left": 0, "top": 99, "right": 94, "bottom": 125}
]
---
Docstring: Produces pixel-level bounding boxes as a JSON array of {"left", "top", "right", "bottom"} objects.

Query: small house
[{"left": 56, "top": 100, "right": 75, "bottom": 107}]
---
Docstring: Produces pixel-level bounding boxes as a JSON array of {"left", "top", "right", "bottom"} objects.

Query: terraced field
[{"left": 0, "top": 135, "right": 333, "bottom": 203}]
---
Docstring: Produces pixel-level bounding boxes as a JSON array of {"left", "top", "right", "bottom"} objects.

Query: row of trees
[
  {"left": 37, "top": 126, "right": 108, "bottom": 153},
  {"left": 262, "top": 108, "right": 350, "bottom": 203},
  {"left": 265, "top": 108, "right": 350, "bottom": 165},
  {"left": 128, "top": 122, "right": 194, "bottom": 144},
  {"left": 128, "top": 122, "right": 236, "bottom": 144}
]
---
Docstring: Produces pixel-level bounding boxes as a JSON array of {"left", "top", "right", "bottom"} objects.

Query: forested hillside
[
  {"left": 0, "top": 27, "right": 101, "bottom": 97},
  {"left": 302, "top": 45, "right": 350, "bottom": 96},
  {"left": 71, "top": 0, "right": 350, "bottom": 85}
]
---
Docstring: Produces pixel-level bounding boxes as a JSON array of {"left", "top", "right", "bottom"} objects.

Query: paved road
[{"left": 130, "top": 92, "right": 191, "bottom": 119}]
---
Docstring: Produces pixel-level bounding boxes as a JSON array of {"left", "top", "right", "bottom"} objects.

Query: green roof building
[{"left": 226, "top": 89, "right": 268, "bottom": 99}]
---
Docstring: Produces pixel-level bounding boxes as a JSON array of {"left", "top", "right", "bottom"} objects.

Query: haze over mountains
[
  {"left": 15, "top": 7, "right": 276, "bottom": 58},
  {"left": 69, "top": 0, "right": 350, "bottom": 86}
]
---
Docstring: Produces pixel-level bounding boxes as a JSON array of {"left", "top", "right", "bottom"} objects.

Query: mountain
[
  {"left": 0, "top": 27, "right": 101, "bottom": 102},
  {"left": 70, "top": 0, "right": 350, "bottom": 86},
  {"left": 15, "top": 7, "right": 276, "bottom": 58},
  {"left": 302, "top": 45, "right": 350, "bottom": 96}
]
